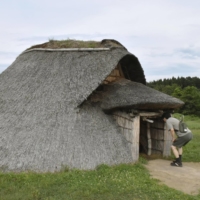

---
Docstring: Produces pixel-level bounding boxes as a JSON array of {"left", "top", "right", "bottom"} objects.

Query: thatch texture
[
  {"left": 0, "top": 41, "right": 143, "bottom": 172},
  {"left": 101, "top": 79, "right": 184, "bottom": 111},
  {"left": 27, "top": 39, "right": 127, "bottom": 50},
  {"left": 0, "top": 99, "right": 132, "bottom": 172},
  {"left": 0, "top": 39, "right": 183, "bottom": 172}
]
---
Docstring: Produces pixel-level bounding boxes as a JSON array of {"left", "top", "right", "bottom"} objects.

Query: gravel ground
[{"left": 145, "top": 159, "right": 200, "bottom": 195}]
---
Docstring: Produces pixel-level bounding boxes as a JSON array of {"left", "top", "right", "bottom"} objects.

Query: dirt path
[{"left": 145, "top": 159, "right": 200, "bottom": 195}]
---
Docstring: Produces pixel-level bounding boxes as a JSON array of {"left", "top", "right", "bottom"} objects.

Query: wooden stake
[
  {"left": 131, "top": 115, "right": 140, "bottom": 161},
  {"left": 147, "top": 123, "right": 152, "bottom": 155}
]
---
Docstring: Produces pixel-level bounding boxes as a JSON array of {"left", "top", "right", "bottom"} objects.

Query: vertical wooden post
[
  {"left": 163, "top": 123, "right": 172, "bottom": 156},
  {"left": 131, "top": 115, "right": 140, "bottom": 161},
  {"left": 147, "top": 123, "right": 152, "bottom": 155}
]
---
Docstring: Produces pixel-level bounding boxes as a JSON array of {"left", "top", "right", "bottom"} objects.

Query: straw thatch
[
  {"left": 27, "top": 39, "right": 127, "bottom": 50},
  {"left": 101, "top": 79, "right": 184, "bottom": 112},
  {"left": 0, "top": 39, "right": 144, "bottom": 172},
  {"left": 0, "top": 39, "right": 183, "bottom": 172}
]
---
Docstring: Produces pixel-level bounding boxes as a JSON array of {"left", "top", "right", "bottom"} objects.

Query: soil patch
[{"left": 145, "top": 159, "right": 200, "bottom": 195}]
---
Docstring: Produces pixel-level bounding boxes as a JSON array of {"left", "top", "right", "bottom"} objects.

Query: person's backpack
[{"left": 179, "top": 115, "right": 188, "bottom": 133}]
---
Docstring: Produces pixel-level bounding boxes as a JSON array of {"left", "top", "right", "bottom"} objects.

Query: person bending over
[{"left": 162, "top": 112, "right": 193, "bottom": 167}]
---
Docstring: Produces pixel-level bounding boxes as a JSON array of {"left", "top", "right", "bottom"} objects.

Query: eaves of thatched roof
[
  {"left": 101, "top": 79, "right": 184, "bottom": 112},
  {"left": 0, "top": 40, "right": 145, "bottom": 108}
]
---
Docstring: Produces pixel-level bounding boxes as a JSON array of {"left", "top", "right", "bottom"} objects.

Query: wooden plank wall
[
  {"left": 132, "top": 115, "right": 140, "bottom": 161},
  {"left": 113, "top": 112, "right": 171, "bottom": 158},
  {"left": 103, "top": 64, "right": 124, "bottom": 84},
  {"left": 113, "top": 111, "right": 140, "bottom": 162},
  {"left": 163, "top": 123, "right": 172, "bottom": 156},
  {"left": 150, "top": 120, "right": 171, "bottom": 156}
]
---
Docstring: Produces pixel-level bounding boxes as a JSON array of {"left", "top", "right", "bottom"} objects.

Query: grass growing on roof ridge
[
  {"left": 28, "top": 39, "right": 103, "bottom": 50},
  {"left": 27, "top": 39, "right": 125, "bottom": 50}
]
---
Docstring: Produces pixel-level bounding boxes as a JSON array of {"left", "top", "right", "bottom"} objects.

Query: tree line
[{"left": 147, "top": 76, "right": 200, "bottom": 116}]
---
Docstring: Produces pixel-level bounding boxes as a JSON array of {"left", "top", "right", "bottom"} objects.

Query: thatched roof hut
[{"left": 0, "top": 39, "right": 184, "bottom": 172}]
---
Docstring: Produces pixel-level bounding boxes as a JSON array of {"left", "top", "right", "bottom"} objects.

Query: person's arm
[{"left": 170, "top": 129, "right": 176, "bottom": 142}]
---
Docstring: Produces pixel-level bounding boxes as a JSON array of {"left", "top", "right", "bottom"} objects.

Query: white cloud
[{"left": 0, "top": 0, "right": 200, "bottom": 80}]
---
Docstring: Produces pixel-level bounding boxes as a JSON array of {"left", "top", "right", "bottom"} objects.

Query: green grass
[
  {"left": 0, "top": 114, "right": 200, "bottom": 200},
  {"left": 1, "top": 162, "right": 199, "bottom": 200},
  {"left": 182, "top": 129, "right": 200, "bottom": 162},
  {"left": 173, "top": 113, "right": 200, "bottom": 129}
]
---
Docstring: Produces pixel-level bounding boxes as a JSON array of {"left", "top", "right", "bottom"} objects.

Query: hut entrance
[
  {"left": 113, "top": 111, "right": 171, "bottom": 162},
  {"left": 139, "top": 113, "right": 171, "bottom": 157}
]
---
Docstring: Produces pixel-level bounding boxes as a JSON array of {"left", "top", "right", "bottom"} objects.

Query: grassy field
[{"left": 0, "top": 115, "right": 199, "bottom": 200}]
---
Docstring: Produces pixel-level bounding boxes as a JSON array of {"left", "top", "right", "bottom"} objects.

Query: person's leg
[
  {"left": 171, "top": 145, "right": 182, "bottom": 167},
  {"left": 171, "top": 145, "right": 179, "bottom": 158},
  {"left": 172, "top": 137, "right": 183, "bottom": 162},
  {"left": 178, "top": 147, "right": 182, "bottom": 155},
  {"left": 171, "top": 134, "right": 192, "bottom": 167},
  {"left": 177, "top": 133, "right": 192, "bottom": 163},
  {"left": 178, "top": 147, "right": 182, "bottom": 162}
]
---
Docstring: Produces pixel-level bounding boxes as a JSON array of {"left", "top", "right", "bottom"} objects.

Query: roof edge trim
[{"left": 21, "top": 48, "right": 111, "bottom": 55}]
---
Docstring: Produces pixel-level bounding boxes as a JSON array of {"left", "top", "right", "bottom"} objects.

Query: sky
[{"left": 0, "top": 0, "right": 200, "bottom": 82}]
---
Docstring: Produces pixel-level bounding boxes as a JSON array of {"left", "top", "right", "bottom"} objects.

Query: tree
[
  {"left": 148, "top": 77, "right": 200, "bottom": 116},
  {"left": 173, "top": 86, "right": 200, "bottom": 116}
]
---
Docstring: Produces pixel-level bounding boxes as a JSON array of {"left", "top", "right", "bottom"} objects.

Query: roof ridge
[{"left": 21, "top": 47, "right": 111, "bottom": 55}]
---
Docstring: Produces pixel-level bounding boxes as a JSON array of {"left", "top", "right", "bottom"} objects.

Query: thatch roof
[
  {"left": 0, "top": 39, "right": 183, "bottom": 172},
  {"left": 100, "top": 79, "right": 184, "bottom": 112},
  {"left": 0, "top": 39, "right": 145, "bottom": 172},
  {"left": 4, "top": 39, "right": 145, "bottom": 108},
  {"left": 26, "top": 39, "right": 127, "bottom": 50}
]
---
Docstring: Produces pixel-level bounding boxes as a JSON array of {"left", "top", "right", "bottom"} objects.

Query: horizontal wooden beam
[{"left": 139, "top": 112, "right": 162, "bottom": 117}]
